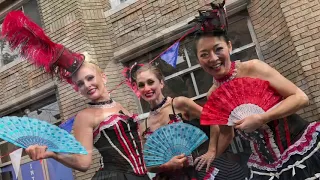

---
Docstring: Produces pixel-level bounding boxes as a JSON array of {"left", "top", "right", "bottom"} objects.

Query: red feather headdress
[
  {"left": 1, "top": 11, "right": 84, "bottom": 84},
  {"left": 122, "top": 62, "right": 144, "bottom": 98}
]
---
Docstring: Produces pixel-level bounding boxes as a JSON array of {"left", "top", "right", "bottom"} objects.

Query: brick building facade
[{"left": 0, "top": 0, "right": 319, "bottom": 179}]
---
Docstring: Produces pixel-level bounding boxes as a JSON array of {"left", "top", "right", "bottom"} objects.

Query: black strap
[
  {"left": 143, "top": 116, "right": 148, "bottom": 136},
  {"left": 171, "top": 97, "right": 176, "bottom": 116},
  {"left": 145, "top": 116, "right": 148, "bottom": 127}
]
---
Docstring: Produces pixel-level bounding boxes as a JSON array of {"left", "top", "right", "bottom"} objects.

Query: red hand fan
[{"left": 200, "top": 77, "right": 283, "bottom": 126}]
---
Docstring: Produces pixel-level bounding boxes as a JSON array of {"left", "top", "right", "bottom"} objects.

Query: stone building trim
[
  {"left": 112, "top": 0, "right": 250, "bottom": 63},
  {"left": 0, "top": 82, "right": 56, "bottom": 116}
]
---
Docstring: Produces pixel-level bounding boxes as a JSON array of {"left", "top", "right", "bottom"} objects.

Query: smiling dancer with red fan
[
  {"left": 1, "top": 11, "right": 150, "bottom": 180},
  {"left": 189, "top": 1, "right": 320, "bottom": 180}
]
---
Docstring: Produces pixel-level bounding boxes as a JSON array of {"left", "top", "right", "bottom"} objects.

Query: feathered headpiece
[
  {"left": 122, "top": 62, "right": 144, "bottom": 97},
  {"left": 189, "top": 0, "right": 228, "bottom": 33},
  {"left": 1, "top": 11, "right": 84, "bottom": 84}
]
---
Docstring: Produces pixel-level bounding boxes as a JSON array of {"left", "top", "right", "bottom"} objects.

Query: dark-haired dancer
[{"left": 194, "top": 1, "right": 320, "bottom": 180}]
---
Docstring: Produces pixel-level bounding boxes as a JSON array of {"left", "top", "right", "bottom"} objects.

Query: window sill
[
  {"left": 0, "top": 60, "right": 21, "bottom": 73},
  {"left": 104, "top": 0, "right": 137, "bottom": 17},
  {"left": 226, "top": 0, "right": 249, "bottom": 16},
  {"left": 0, "top": 82, "right": 56, "bottom": 116}
]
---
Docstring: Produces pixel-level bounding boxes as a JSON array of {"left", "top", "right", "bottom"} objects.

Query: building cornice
[{"left": 113, "top": 0, "right": 249, "bottom": 63}]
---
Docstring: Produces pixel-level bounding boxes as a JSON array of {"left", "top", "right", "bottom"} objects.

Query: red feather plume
[
  {"left": 200, "top": 77, "right": 283, "bottom": 126},
  {"left": 122, "top": 63, "right": 144, "bottom": 98},
  {"left": 1, "top": 11, "right": 62, "bottom": 73}
]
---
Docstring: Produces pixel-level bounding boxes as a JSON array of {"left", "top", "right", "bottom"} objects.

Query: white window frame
[
  {"left": 0, "top": 6, "right": 24, "bottom": 68},
  {"left": 0, "top": 0, "right": 42, "bottom": 70},
  {"left": 105, "top": 0, "right": 137, "bottom": 17}
]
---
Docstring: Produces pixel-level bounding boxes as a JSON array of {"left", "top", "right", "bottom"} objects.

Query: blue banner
[
  {"left": 160, "top": 42, "right": 180, "bottom": 68},
  {"left": 59, "top": 116, "right": 75, "bottom": 133},
  {"left": 21, "top": 161, "right": 44, "bottom": 180},
  {"left": 46, "top": 158, "right": 74, "bottom": 180}
]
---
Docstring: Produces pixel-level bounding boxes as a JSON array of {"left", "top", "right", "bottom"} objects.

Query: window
[
  {"left": 0, "top": 0, "right": 42, "bottom": 67},
  {"left": 0, "top": 171, "right": 13, "bottom": 180},
  {"left": 109, "top": 0, "right": 135, "bottom": 9},
  {"left": 131, "top": 10, "right": 261, "bottom": 113},
  {"left": 0, "top": 95, "right": 60, "bottom": 164},
  {"left": 0, "top": 20, "right": 20, "bottom": 67}
]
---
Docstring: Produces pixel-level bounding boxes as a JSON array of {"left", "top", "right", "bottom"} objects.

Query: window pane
[
  {"left": 194, "top": 69, "right": 213, "bottom": 95},
  {"left": 110, "top": 0, "right": 122, "bottom": 9},
  {"left": 7, "top": 95, "right": 58, "bottom": 117},
  {"left": 0, "top": 0, "right": 41, "bottom": 66},
  {"left": 22, "top": 0, "right": 42, "bottom": 27},
  {"left": 184, "top": 39, "right": 199, "bottom": 66},
  {"left": 164, "top": 74, "right": 196, "bottom": 98},
  {"left": 228, "top": 11, "right": 253, "bottom": 49},
  {"left": 26, "top": 101, "right": 60, "bottom": 124},
  {"left": 231, "top": 46, "right": 258, "bottom": 62},
  {"left": 0, "top": 171, "right": 13, "bottom": 180},
  {"left": 194, "top": 97, "right": 207, "bottom": 107},
  {"left": 0, "top": 24, "right": 20, "bottom": 66}
]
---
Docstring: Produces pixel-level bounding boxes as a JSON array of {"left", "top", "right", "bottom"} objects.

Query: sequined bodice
[{"left": 93, "top": 113, "right": 147, "bottom": 175}]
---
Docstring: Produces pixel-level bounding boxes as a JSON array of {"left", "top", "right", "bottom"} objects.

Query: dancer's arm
[
  {"left": 26, "top": 110, "right": 94, "bottom": 172},
  {"left": 174, "top": 97, "right": 220, "bottom": 171},
  {"left": 174, "top": 97, "right": 219, "bottom": 154},
  {"left": 206, "top": 85, "right": 233, "bottom": 157},
  {"left": 216, "top": 125, "right": 234, "bottom": 156},
  {"left": 234, "top": 60, "right": 309, "bottom": 132},
  {"left": 250, "top": 60, "right": 309, "bottom": 121}
]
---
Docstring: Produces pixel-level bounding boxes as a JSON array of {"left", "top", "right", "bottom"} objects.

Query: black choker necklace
[
  {"left": 150, "top": 97, "right": 167, "bottom": 112},
  {"left": 88, "top": 99, "right": 113, "bottom": 105}
]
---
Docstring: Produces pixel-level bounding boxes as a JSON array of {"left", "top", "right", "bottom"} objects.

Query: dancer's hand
[
  {"left": 234, "top": 114, "right": 265, "bottom": 133},
  {"left": 26, "top": 145, "right": 56, "bottom": 161},
  {"left": 194, "top": 150, "right": 215, "bottom": 172},
  {"left": 166, "top": 154, "right": 187, "bottom": 171}
]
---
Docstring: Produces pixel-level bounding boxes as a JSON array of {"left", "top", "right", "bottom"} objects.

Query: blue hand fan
[
  {"left": 143, "top": 122, "right": 208, "bottom": 167},
  {"left": 0, "top": 116, "right": 87, "bottom": 154}
]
